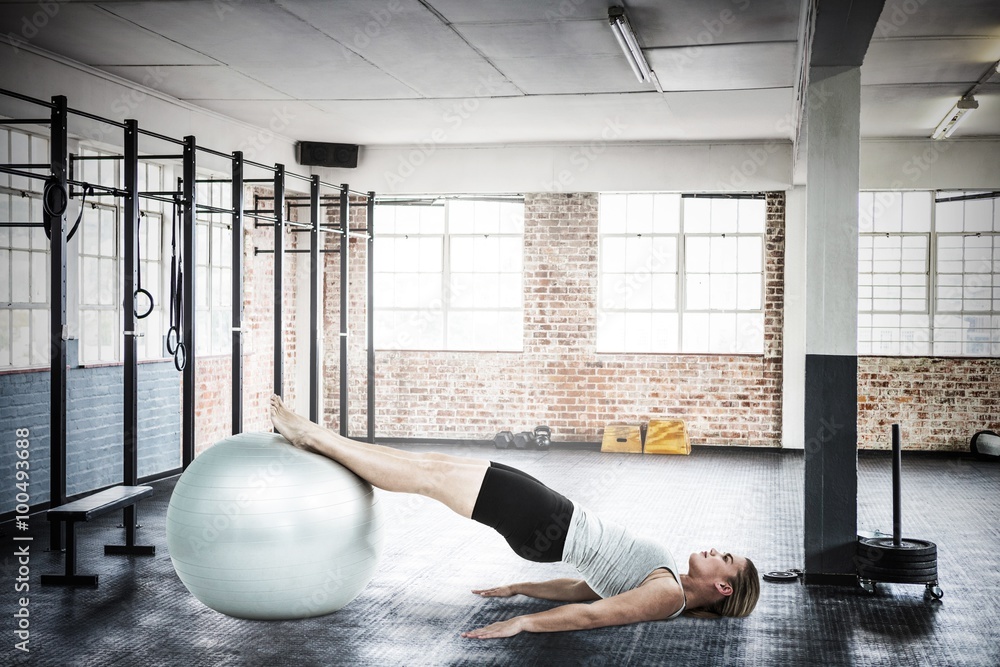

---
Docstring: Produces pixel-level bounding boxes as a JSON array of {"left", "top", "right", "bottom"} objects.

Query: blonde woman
[{"left": 269, "top": 396, "right": 759, "bottom": 639}]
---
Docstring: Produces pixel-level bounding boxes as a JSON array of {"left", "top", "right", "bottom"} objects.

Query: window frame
[
  {"left": 373, "top": 198, "right": 525, "bottom": 352},
  {"left": 857, "top": 190, "right": 1000, "bottom": 357},
  {"left": 596, "top": 192, "right": 767, "bottom": 355}
]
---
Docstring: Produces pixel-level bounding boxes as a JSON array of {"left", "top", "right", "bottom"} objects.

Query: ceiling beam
[{"left": 792, "top": 0, "right": 887, "bottom": 182}]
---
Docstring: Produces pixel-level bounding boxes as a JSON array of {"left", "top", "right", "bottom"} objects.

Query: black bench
[{"left": 41, "top": 485, "right": 156, "bottom": 587}]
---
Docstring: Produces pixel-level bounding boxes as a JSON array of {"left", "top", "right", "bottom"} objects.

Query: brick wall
[
  {"left": 858, "top": 357, "right": 1000, "bottom": 451},
  {"left": 324, "top": 192, "right": 786, "bottom": 446},
  {"left": 191, "top": 185, "right": 300, "bottom": 453}
]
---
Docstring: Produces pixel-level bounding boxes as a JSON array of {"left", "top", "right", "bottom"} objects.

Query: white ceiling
[{"left": 0, "top": 0, "right": 998, "bottom": 145}]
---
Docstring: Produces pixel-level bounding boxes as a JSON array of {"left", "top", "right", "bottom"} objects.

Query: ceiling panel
[
  {"left": 277, "top": 0, "right": 521, "bottom": 98},
  {"left": 100, "top": 65, "right": 292, "bottom": 101},
  {"left": 0, "top": 3, "right": 215, "bottom": 65},
  {"left": 649, "top": 42, "right": 798, "bottom": 91},
  {"left": 863, "top": 38, "right": 1000, "bottom": 85},
  {"left": 99, "top": 1, "right": 348, "bottom": 67},
  {"left": 860, "top": 82, "right": 994, "bottom": 137},
  {"left": 491, "top": 55, "right": 649, "bottom": 95},
  {"left": 427, "top": 0, "right": 610, "bottom": 24},
  {"left": 236, "top": 61, "right": 420, "bottom": 100},
  {"left": 455, "top": 19, "right": 620, "bottom": 58},
  {"left": 872, "top": 0, "right": 1000, "bottom": 39}
]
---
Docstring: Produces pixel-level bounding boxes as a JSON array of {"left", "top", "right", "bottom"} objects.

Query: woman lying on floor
[{"left": 269, "top": 395, "right": 759, "bottom": 639}]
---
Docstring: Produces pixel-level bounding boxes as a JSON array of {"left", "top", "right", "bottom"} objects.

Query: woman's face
[{"left": 687, "top": 548, "right": 746, "bottom": 582}]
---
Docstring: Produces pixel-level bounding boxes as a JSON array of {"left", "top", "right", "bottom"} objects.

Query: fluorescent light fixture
[
  {"left": 931, "top": 96, "right": 979, "bottom": 140},
  {"left": 609, "top": 6, "right": 662, "bottom": 92}
]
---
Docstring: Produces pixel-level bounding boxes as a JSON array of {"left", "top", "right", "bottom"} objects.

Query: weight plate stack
[{"left": 856, "top": 537, "right": 938, "bottom": 583}]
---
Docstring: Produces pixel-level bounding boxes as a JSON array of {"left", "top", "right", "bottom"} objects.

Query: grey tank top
[{"left": 563, "top": 502, "right": 685, "bottom": 618}]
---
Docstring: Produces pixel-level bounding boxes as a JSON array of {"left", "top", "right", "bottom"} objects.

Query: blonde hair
[{"left": 685, "top": 557, "right": 760, "bottom": 618}]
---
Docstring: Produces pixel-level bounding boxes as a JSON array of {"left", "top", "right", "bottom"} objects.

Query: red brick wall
[
  {"left": 191, "top": 185, "right": 299, "bottom": 453},
  {"left": 858, "top": 357, "right": 1000, "bottom": 451},
  {"left": 323, "top": 192, "right": 786, "bottom": 446},
  {"left": 182, "top": 186, "right": 1000, "bottom": 453}
]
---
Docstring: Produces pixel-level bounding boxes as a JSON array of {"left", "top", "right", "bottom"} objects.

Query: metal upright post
[
  {"left": 309, "top": 175, "right": 321, "bottom": 423},
  {"left": 181, "top": 137, "right": 197, "bottom": 467},
  {"left": 231, "top": 151, "right": 244, "bottom": 434},
  {"left": 47, "top": 95, "right": 68, "bottom": 551},
  {"left": 366, "top": 192, "right": 375, "bottom": 443},
  {"left": 273, "top": 164, "right": 285, "bottom": 398},
  {"left": 122, "top": 119, "right": 140, "bottom": 544},
  {"left": 339, "top": 184, "right": 350, "bottom": 437}
]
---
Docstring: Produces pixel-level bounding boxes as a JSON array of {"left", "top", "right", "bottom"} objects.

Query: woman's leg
[{"left": 269, "top": 395, "right": 489, "bottom": 518}]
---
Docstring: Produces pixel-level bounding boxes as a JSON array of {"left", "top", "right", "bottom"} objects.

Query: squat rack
[{"left": 0, "top": 89, "right": 377, "bottom": 555}]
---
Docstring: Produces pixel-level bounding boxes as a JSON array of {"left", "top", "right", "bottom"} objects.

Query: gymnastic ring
[
  {"left": 166, "top": 326, "right": 180, "bottom": 356},
  {"left": 134, "top": 288, "right": 154, "bottom": 320},
  {"left": 173, "top": 342, "right": 187, "bottom": 372}
]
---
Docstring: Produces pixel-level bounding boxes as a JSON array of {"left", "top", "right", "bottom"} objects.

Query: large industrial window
[
  {"left": 858, "top": 191, "right": 999, "bottom": 357},
  {"left": 195, "top": 179, "right": 232, "bottom": 357},
  {"left": 76, "top": 151, "right": 172, "bottom": 364},
  {"left": 373, "top": 198, "right": 524, "bottom": 351},
  {"left": 0, "top": 128, "right": 50, "bottom": 369},
  {"left": 597, "top": 193, "right": 766, "bottom": 354}
]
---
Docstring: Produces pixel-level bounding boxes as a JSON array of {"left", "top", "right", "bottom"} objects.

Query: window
[
  {"left": 77, "top": 151, "right": 170, "bottom": 364},
  {"left": 195, "top": 179, "right": 232, "bottom": 356},
  {"left": 858, "top": 191, "right": 1000, "bottom": 357},
  {"left": 597, "top": 193, "right": 766, "bottom": 354},
  {"left": 373, "top": 198, "right": 524, "bottom": 351},
  {"left": 857, "top": 192, "right": 932, "bottom": 355},
  {"left": 0, "top": 127, "right": 49, "bottom": 369}
]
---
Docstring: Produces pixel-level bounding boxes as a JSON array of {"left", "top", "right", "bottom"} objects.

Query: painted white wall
[
  {"left": 313, "top": 140, "right": 794, "bottom": 195},
  {"left": 804, "top": 67, "right": 860, "bottom": 357},
  {"left": 860, "top": 139, "right": 1000, "bottom": 191},
  {"left": 782, "top": 185, "right": 807, "bottom": 449}
]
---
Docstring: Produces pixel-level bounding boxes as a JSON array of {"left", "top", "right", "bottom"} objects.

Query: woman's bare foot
[{"left": 269, "top": 395, "right": 319, "bottom": 452}]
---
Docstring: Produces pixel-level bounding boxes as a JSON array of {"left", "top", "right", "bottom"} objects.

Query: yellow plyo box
[
  {"left": 601, "top": 424, "right": 644, "bottom": 454},
  {"left": 645, "top": 419, "right": 690, "bottom": 455}
]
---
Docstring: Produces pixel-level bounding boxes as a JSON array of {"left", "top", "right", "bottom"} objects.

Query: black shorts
[{"left": 471, "top": 461, "right": 575, "bottom": 563}]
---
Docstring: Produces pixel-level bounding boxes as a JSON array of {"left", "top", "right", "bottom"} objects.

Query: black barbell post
[{"left": 892, "top": 423, "right": 902, "bottom": 547}]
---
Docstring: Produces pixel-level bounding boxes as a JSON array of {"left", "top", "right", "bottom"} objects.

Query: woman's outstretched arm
[
  {"left": 473, "top": 578, "right": 599, "bottom": 602},
  {"left": 462, "top": 578, "right": 681, "bottom": 639}
]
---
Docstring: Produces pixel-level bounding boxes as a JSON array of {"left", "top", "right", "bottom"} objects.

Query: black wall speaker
[{"left": 296, "top": 141, "right": 359, "bottom": 168}]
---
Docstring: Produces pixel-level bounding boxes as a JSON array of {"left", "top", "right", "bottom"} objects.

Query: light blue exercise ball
[{"left": 166, "top": 431, "right": 384, "bottom": 620}]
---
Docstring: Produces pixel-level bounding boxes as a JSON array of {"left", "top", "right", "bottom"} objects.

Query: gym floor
[{"left": 4, "top": 445, "right": 998, "bottom": 667}]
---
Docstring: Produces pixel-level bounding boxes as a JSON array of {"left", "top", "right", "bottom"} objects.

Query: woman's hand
[
  {"left": 471, "top": 584, "right": 518, "bottom": 598},
  {"left": 461, "top": 615, "right": 527, "bottom": 639}
]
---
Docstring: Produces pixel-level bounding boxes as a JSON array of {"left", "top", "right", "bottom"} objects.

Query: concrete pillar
[{"left": 803, "top": 66, "right": 860, "bottom": 585}]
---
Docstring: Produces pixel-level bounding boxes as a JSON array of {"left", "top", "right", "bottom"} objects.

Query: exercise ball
[{"left": 166, "top": 431, "right": 384, "bottom": 620}]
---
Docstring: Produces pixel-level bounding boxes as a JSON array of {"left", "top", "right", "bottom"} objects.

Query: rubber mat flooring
[{"left": 2, "top": 446, "right": 998, "bottom": 667}]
